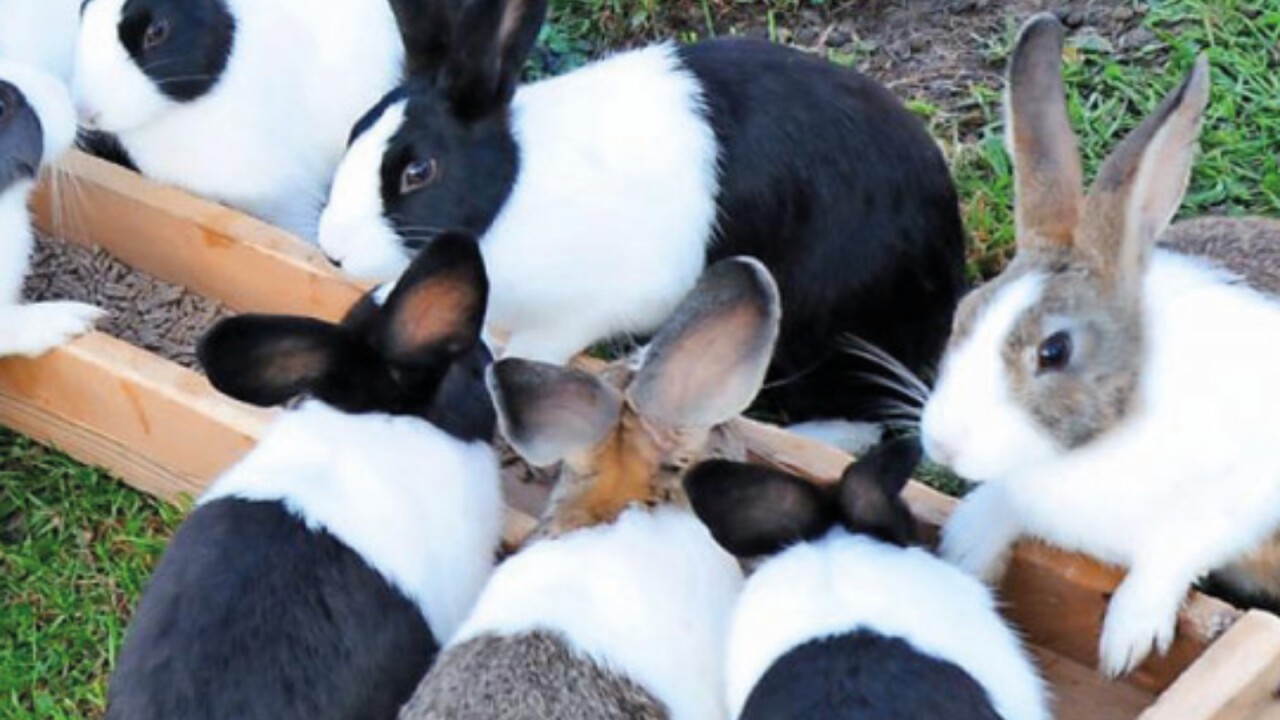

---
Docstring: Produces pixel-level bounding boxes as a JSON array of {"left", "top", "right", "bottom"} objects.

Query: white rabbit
[
  {"left": 0, "top": 59, "right": 102, "bottom": 356},
  {"left": 921, "top": 14, "right": 1280, "bottom": 677},
  {"left": 0, "top": 0, "right": 80, "bottom": 82}
]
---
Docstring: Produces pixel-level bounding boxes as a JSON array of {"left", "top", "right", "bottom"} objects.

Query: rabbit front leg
[
  {"left": 940, "top": 482, "right": 1024, "bottom": 584},
  {"left": 0, "top": 302, "right": 104, "bottom": 357},
  {"left": 1097, "top": 554, "right": 1197, "bottom": 678}
]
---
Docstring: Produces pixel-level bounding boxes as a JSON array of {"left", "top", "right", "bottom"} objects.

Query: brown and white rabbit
[
  {"left": 920, "top": 14, "right": 1280, "bottom": 677},
  {"left": 396, "top": 256, "right": 784, "bottom": 719}
]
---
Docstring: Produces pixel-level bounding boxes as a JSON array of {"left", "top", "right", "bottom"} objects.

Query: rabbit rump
[
  {"left": 319, "top": 0, "right": 966, "bottom": 435},
  {"left": 920, "top": 14, "right": 1280, "bottom": 677},
  {"left": 106, "top": 235, "right": 503, "bottom": 720},
  {"left": 73, "top": 0, "right": 406, "bottom": 239},
  {"left": 0, "top": 60, "right": 102, "bottom": 356},
  {"left": 684, "top": 439, "right": 1048, "bottom": 720},
  {"left": 397, "top": 257, "right": 786, "bottom": 719}
]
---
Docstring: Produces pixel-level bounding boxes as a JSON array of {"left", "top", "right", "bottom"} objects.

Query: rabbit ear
[
  {"left": 445, "top": 0, "right": 548, "bottom": 118},
  {"left": 1006, "top": 14, "right": 1084, "bottom": 251},
  {"left": 1078, "top": 56, "right": 1211, "bottom": 298},
  {"left": 836, "top": 437, "right": 922, "bottom": 546},
  {"left": 487, "top": 358, "right": 623, "bottom": 467},
  {"left": 389, "top": 0, "right": 461, "bottom": 77},
  {"left": 198, "top": 315, "right": 360, "bottom": 407},
  {"left": 684, "top": 460, "right": 837, "bottom": 557},
  {"left": 628, "top": 257, "right": 781, "bottom": 429},
  {"left": 378, "top": 232, "right": 489, "bottom": 366}
]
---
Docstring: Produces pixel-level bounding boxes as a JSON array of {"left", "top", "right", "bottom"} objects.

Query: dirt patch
[{"left": 23, "top": 234, "right": 231, "bottom": 370}]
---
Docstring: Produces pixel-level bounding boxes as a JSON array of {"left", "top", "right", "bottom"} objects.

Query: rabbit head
[
  {"left": 921, "top": 14, "right": 1211, "bottom": 482},
  {"left": 490, "top": 257, "right": 781, "bottom": 538},
  {"left": 0, "top": 59, "right": 76, "bottom": 192}
]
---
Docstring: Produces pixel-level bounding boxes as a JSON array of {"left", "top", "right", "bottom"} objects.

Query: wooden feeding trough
[{"left": 9, "top": 150, "right": 1280, "bottom": 719}]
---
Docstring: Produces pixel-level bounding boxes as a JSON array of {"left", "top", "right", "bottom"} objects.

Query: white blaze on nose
[
  {"left": 73, "top": 0, "right": 172, "bottom": 133},
  {"left": 922, "top": 273, "right": 1058, "bottom": 481},
  {"left": 318, "top": 99, "right": 410, "bottom": 280}
]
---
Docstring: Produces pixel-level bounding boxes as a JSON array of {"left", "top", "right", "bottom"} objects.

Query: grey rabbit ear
[
  {"left": 684, "top": 460, "right": 837, "bottom": 557},
  {"left": 487, "top": 358, "right": 623, "bottom": 467},
  {"left": 446, "top": 0, "right": 548, "bottom": 118}
]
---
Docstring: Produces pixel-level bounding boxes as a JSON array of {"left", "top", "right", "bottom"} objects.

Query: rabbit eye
[
  {"left": 400, "top": 159, "right": 438, "bottom": 195},
  {"left": 144, "top": 18, "right": 170, "bottom": 50},
  {"left": 1036, "top": 331, "right": 1073, "bottom": 372},
  {"left": 0, "top": 99, "right": 8, "bottom": 120}
]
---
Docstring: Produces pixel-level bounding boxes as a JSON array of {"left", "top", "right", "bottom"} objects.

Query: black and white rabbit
[
  {"left": 73, "top": 0, "right": 407, "bottom": 239},
  {"left": 685, "top": 439, "right": 1049, "bottom": 720},
  {"left": 397, "top": 256, "right": 783, "bottom": 719},
  {"left": 0, "top": 0, "right": 80, "bottom": 82},
  {"left": 920, "top": 15, "right": 1280, "bottom": 677},
  {"left": 319, "top": 0, "right": 967, "bottom": 441},
  {"left": 106, "top": 235, "right": 502, "bottom": 719},
  {"left": 0, "top": 59, "right": 102, "bottom": 355}
]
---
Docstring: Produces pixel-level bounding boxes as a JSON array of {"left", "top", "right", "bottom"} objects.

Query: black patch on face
[
  {"left": 0, "top": 81, "right": 44, "bottom": 191},
  {"left": 377, "top": 80, "right": 519, "bottom": 251},
  {"left": 117, "top": 0, "right": 235, "bottom": 102},
  {"left": 350, "top": 85, "right": 410, "bottom": 146},
  {"left": 742, "top": 630, "right": 1003, "bottom": 720},
  {"left": 107, "top": 498, "right": 437, "bottom": 719},
  {"left": 75, "top": 130, "right": 137, "bottom": 170}
]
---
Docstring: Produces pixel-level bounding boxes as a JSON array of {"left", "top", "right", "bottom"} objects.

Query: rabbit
[
  {"left": 919, "top": 13, "right": 1280, "bottom": 678},
  {"left": 396, "top": 256, "right": 784, "bottom": 719},
  {"left": 683, "top": 438, "right": 1049, "bottom": 720},
  {"left": 72, "top": 0, "right": 409, "bottom": 240},
  {"left": 318, "top": 0, "right": 967, "bottom": 441},
  {"left": 0, "top": 59, "right": 103, "bottom": 356},
  {"left": 0, "top": 0, "right": 80, "bottom": 82},
  {"left": 106, "top": 234, "right": 503, "bottom": 720}
]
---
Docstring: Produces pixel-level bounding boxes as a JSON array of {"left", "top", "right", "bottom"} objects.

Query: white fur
[
  {"left": 0, "top": 64, "right": 102, "bottom": 356},
  {"left": 728, "top": 532, "right": 1049, "bottom": 720},
  {"left": 786, "top": 419, "right": 884, "bottom": 455},
  {"left": 74, "top": 0, "right": 404, "bottom": 240},
  {"left": 930, "top": 250, "right": 1280, "bottom": 675},
  {"left": 451, "top": 506, "right": 744, "bottom": 720},
  {"left": 921, "top": 273, "right": 1059, "bottom": 481},
  {"left": 200, "top": 400, "right": 503, "bottom": 643},
  {"left": 319, "top": 44, "right": 721, "bottom": 364},
  {"left": 0, "top": 0, "right": 80, "bottom": 82}
]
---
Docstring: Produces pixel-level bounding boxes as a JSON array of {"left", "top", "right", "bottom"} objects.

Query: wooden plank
[
  {"left": 734, "top": 415, "right": 1240, "bottom": 695},
  {"left": 1140, "top": 611, "right": 1280, "bottom": 720},
  {"left": 1036, "top": 647, "right": 1154, "bottom": 720},
  {"left": 0, "top": 332, "right": 270, "bottom": 501},
  {"left": 31, "top": 151, "right": 366, "bottom": 322}
]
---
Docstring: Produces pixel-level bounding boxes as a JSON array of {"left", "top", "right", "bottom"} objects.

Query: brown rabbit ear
[
  {"left": 1006, "top": 14, "right": 1084, "bottom": 251},
  {"left": 1078, "top": 55, "right": 1211, "bottom": 298},
  {"left": 487, "top": 358, "right": 623, "bottom": 467}
]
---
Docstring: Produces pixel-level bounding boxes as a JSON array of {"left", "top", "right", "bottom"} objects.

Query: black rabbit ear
[
  {"left": 446, "top": 0, "right": 548, "bottom": 118},
  {"left": 390, "top": 0, "right": 460, "bottom": 77},
  {"left": 378, "top": 232, "right": 489, "bottom": 366},
  {"left": 836, "top": 437, "right": 922, "bottom": 546},
  {"left": 198, "top": 315, "right": 358, "bottom": 407},
  {"left": 684, "top": 460, "right": 837, "bottom": 558}
]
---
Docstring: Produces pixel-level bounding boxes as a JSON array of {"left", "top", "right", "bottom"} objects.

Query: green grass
[
  {"left": 3, "top": 1, "right": 1278, "bottom": 714},
  {"left": 0, "top": 432, "right": 181, "bottom": 718}
]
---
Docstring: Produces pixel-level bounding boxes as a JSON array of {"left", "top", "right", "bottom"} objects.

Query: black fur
[
  {"left": 77, "top": 130, "right": 138, "bottom": 170},
  {"left": 741, "top": 630, "right": 1002, "bottom": 720},
  {"left": 107, "top": 499, "right": 437, "bottom": 720},
  {"left": 111, "top": 0, "right": 235, "bottom": 102},
  {"left": 198, "top": 232, "right": 495, "bottom": 442},
  {"left": 0, "top": 80, "right": 44, "bottom": 191},
  {"left": 679, "top": 39, "right": 967, "bottom": 422},
  {"left": 685, "top": 436, "right": 921, "bottom": 557},
  {"left": 362, "top": 29, "right": 964, "bottom": 425}
]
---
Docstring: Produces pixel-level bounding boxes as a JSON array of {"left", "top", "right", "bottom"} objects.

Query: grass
[
  {"left": 3, "top": 1, "right": 1278, "bottom": 715},
  {"left": 0, "top": 432, "right": 181, "bottom": 718}
]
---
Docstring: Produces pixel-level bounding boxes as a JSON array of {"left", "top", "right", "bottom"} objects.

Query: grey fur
[
  {"left": 398, "top": 630, "right": 668, "bottom": 720},
  {"left": 1161, "top": 217, "right": 1280, "bottom": 296}
]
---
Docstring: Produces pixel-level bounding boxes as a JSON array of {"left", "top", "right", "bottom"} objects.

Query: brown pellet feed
[{"left": 22, "top": 233, "right": 232, "bottom": 370}]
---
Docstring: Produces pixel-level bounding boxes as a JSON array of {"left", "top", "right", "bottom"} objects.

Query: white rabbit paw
[
  {"left": 1, "top": 302, "right": 105, "bottom": 358},
  {"left": 939, "top": 487, "right": 1019, "bottom": 584},
  {"left": 1098, "top": 579, "right": 1179, "bottom": 678}
]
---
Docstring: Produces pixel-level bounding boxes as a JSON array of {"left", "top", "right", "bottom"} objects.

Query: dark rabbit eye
[
  {"left": 400, "top": 159, "right": 438, "bottom": 195},
  {"left": 1037, "top": 331, "right": 1073, "bottom": 372},
  {"left": 144, "top": 18, "right": 170, "bottom": 50},
  {"left": 0, "top": 99, "right": 7, "bottom": 120}
]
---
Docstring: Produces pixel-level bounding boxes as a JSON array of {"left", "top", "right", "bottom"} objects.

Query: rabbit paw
[
  {"left": 1098, "top": 578, "right": 1179, "bottom": 678},
  {"left": 939, "top": 484, "right": 1020, "bottom": 584},
  {"left": 1, "top": 302, "right": 105, "bottom": 358}
]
